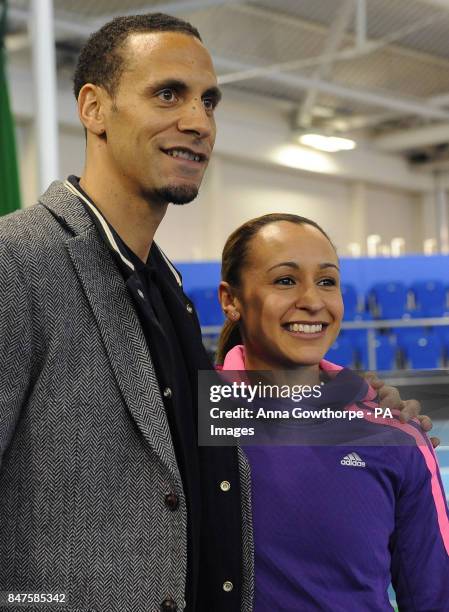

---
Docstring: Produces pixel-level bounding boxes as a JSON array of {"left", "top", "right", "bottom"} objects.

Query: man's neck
[{"left": 79, "top": 168, "right": 168, "bottom": 263}]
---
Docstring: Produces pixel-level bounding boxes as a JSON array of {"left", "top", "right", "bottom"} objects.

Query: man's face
[{"left": 100, "top": 31, "right": 220, "bottom": 205}]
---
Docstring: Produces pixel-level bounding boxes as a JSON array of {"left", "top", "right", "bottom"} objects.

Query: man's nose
[{"left": 177, "top": 101, "right": 213, "bottom": 139}]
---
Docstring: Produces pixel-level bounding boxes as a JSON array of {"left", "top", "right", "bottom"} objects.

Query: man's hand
[{"left": 364, "top": 373, "right": 440, "bottom": 449}]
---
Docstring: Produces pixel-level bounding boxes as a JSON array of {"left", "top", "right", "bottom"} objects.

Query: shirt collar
[{"left": 63, "top": 176, "right": 182, "bottom": 287}]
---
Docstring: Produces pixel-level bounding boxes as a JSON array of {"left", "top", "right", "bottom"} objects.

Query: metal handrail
[{"left": 201, "top": 316, "right": 449, "bottom": 371}]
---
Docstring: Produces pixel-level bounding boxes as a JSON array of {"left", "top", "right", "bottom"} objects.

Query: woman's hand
[{"left": 364, "top": 373, "right": 440, "bottom": 449}]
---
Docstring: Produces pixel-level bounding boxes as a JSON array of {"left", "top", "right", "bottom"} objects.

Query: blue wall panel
[{"left": 176, "top": 255, "right": 449, "bottom": 296}]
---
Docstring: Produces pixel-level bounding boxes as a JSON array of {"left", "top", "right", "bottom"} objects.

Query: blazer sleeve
[
  {"left": 0, "top": 240, "right": 33, "bottom": 465},
  {"left": 390, "top": 430, "right": 449, "bottom": 611}
]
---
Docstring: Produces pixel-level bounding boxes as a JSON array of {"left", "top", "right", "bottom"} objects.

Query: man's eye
[
  {"left": 203, "top": 98, "right": 216, "bottom": 111},
  {"left": 158, "top": 89, "right": 177, "bottom": 102}
]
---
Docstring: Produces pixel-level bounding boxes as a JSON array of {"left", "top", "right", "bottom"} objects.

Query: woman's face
[{"left": 234, "top": 221, "right": 343, "bottom": 370}]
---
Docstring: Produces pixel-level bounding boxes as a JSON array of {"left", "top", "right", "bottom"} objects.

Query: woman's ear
[{"left": 219, "top": 281, "right": 241, "bottom": 321}]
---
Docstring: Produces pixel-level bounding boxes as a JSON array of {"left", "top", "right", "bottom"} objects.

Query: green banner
[{"left": 0, "top": 0, "right": 21, "bottom": 214}]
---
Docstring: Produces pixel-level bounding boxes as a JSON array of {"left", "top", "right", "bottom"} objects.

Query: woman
[{"left": 216, "top": 213, "right": 449, "bottom": 611}]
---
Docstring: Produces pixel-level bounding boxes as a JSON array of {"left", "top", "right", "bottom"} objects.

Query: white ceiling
[{"left": 7, "top": 0, "right": 449, "bottom": 154}]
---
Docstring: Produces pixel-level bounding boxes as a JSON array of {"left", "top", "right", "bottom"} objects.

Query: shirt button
[
  {"left": 165, "top": 492, "right": 179, "bottom": 511},
  {"left": 186, "top": 303, "right": 193, "bottom": 314},
  {"left": 223, "top": 581, "right": 233, "bottom": 592},
  {"left": 163, "top": 387, "right": 172, "bottom": 399},
  {"left": 220, "top": 480, "right": 231, "bottom": 492},
  {"left": 160, "top": 597, "right": 177, "bottom": 612},
  {"left": 137, "top": 289, "right": 145, "bottom": 299}
]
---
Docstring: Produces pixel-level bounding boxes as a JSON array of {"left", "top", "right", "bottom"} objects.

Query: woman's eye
[
  {"left": 275, "top": 277, "right": 295, "bottom": 286},
  {"left": 318, "top": 278, "right": 337, "bottom": 287},
  {"left": 158, "top": 89, "right": 177, "bottom": 102}
]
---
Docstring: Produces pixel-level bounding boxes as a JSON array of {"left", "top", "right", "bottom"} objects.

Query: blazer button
[
  {"left": 223, "top": 580, "right": 234, "bottom": 592},
  {"left": 165, "top": 492, "right": 179, "bottom": 511},
  {"left": 186, "top": 303, "right": 193, "bottom": 314},
  {"left": 161, "top": 597, "right": 177, "bottom": 611},
  {"left": 163, "top": 387, "right": 172, "bottom": 399},
  {"left": 220, "top": 480, "right": 231, "bottom": 492}
]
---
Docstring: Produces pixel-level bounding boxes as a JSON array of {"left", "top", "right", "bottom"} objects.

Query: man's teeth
[
  {"left": 287, "top": 323, "right": 323, "bottom": 334},
  {"left": 166, "top": 149, "right": 201, "bottom": 162}
]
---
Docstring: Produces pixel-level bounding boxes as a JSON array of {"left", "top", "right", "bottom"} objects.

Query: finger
[
  {"left": 417, "top": 414, "right": 433, "bottom": 431},
  {"left": 430, "top": 436, "right": 441, "bottom": 449},
  {"left": 378, "top": 386, "right": 401, "bottom": 409},
  {"left": 365, "top": 373, "right": 385, "bottom": 389},
  {"left": 400, "top": 399, "right": 421, "bottom": 418},
  {"left": 397, "top": 406, "right": 409, "bottom": 423}
]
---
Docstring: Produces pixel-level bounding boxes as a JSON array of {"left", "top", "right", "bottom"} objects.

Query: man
[{"left": 0, "top": 14, "right": 252, "bottom": 612}]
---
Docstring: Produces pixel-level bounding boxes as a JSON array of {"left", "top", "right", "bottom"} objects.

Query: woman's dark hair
[
  {"left": 216, "top": 213, "right": 335, "bottom": 364},
  {"left": 73, "top": 13, "right": 201, "bottom": 100}
]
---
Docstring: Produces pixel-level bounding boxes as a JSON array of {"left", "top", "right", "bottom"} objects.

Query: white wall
[{"left": 7, "top": 55, "right": 438, "bottom": 260}]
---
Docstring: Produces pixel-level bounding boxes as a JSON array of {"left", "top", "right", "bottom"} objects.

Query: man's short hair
[{"left": 73, "top": 13, "right": 202, "bottom": 100}]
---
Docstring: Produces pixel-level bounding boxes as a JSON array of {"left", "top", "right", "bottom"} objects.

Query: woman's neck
[{"left": 244, "top": 351, "right": 321, "bottom": 388}]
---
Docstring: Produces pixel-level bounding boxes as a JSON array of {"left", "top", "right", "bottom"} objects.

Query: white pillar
[
  {"left": 434, "top": 172, "right": 449, "bottom": 254},
  {"left": 30, "top": 0, "right": 59, "bottom": 193}
]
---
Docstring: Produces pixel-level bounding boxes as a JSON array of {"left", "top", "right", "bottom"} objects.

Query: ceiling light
[{"left": 297, "top": 133, "right": 356, "bottom": 153}]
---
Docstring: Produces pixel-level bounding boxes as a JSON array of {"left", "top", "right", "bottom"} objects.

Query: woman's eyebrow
[
  {"left": 267, "top": 261, "right": 340, "bottom": 272},
  {"left": 267, "top": 261, "right": 299, "bottom": 272},
  {"left": 320, "top": 262, "right": 340, "bottom": 272}
]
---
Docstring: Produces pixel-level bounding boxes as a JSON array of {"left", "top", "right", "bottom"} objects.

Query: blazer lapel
[
  {"left": 66, "top": 230, "right": 180, "bottom": 482},
  {"left": 39, "top": 190, "right": 180, "bottom": 485}
]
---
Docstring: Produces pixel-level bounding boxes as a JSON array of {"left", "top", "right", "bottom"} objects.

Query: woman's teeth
[{"left": 287, "top": 323, "right": 323, "bottom": 334}]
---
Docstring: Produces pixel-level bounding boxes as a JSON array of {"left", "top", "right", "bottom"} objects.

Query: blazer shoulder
[{"left": 0, "top": 202, "right": 76, "bottom": 261}]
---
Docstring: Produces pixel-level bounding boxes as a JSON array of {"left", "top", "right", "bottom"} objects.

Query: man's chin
[{"left": 155, "top": 184, "right": 199, "bottom": 206}]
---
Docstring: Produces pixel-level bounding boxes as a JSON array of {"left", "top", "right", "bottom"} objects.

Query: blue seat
[
  {"left": 368, "top": 282, "right": 408, "bottom": 319},
  {"left": 188, "top": 287, "right": 223, "bottom": 327},
  {"left": 341, "top": 312, "right": 373, "bottom": 355},
  {"left": 411, "top": 280, "right": 447, "bottom": 317},
  {"left": 341, "top": 283, "right": 359, "bottom": 320},
  {"left": 399, "top": 333, "right": 442, "bottom": 369},
  {"left": 387, "top": 310, "right": 425, "bottom": 345},
  {"left": 324, "top": 336, "right": 354, "bottom": 367},
  {"left": 358, "top": 335, "right": 397, "bottom": 371}
]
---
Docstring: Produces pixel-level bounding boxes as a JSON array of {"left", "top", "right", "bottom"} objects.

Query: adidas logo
[{"left": 340, "top": 452, "right": 366, "bottom": 468}]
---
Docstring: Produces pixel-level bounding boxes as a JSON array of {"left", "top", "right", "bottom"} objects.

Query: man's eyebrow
[
  {"left": 267, "top": 261, "right": 340, "bottom": 272},
  {"left": 144, "top": 79, "right": 222, "bottom": 102},
  {"left": 144, "top": 78, "right": 188, "bottom": 94}
]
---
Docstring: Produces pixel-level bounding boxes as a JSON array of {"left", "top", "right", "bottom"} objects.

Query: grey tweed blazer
[{"left": 0, "top": 181, "right": 253, "bottom": 612}]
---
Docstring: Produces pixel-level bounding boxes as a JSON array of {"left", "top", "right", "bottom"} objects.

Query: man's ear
[
  {"left": 219, "top": 281, "right": 240, "bottom": 321},
  {"left": 77, "top": 83, "right": 109, "bottom": 136}
]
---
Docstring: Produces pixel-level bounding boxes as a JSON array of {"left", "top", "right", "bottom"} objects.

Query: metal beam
[
  {"left": 418, "top": 0, "right": 449, "bottom": 9},
  {"left": 9, "top": 6, "right": 94, "bottom": 38},
  {"left": 216, "top": 57, "right": 449, "bottom": 120},
  {"left": 89, "top": 0, "right": 246, "bottom": 26},
  {"left": 219, "top": 9, "right": 447, "bottom": 87},
  {"left": 373, "top": 123, "right": 449, "bottom": 151},
  {"left": 9, "top": 1, "right": 246, "bottom": 42},
  {"left": 296, "top": 0, "right": 356, "bottom": 128},
  {"left": 356, "top": 0, "right": 367, "bottom": 49}
]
